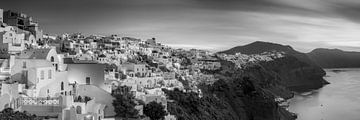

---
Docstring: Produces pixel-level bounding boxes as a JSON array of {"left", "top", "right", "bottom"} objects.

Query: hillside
[
  {"left": 152, "top": 41, "right": 333, "bottom": 120},
  {"left": 219, "top": 41, "right": 294, "bottom": 55},
  {"left": 164, "top": 60, "right": 296, "bottom": 120},
  {"left": 219, "top": 41, "right": 328, "bottom": 92},
  {"left": 307, "top": 48, "right": 360, "bottom": 68},
  {"left": 219, "top": 41, "right": 317, "bottom": 66}
]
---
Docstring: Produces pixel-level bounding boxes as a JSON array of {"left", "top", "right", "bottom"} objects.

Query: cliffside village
[{"left": 0, "top": 9, "right": 285, "bottom": 120}]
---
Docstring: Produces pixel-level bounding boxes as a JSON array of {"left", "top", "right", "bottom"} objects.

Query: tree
[
  {"left": 143, "top": 101, "right": 167, "bottom": 120},
  {"left": 112, "top": 86, "right": 139, "bottom": 119},
  {"left": 0, "top": 108, "right": 36, "bottom": 120},
  {"left": 105, "top": 63, "right": 118, "bottom": 71},
  {"left": 84, "top": 96, "right": 92, "bottom": 103}
]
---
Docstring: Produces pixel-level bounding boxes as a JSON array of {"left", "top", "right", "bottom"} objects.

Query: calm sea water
[{"left": 288, "top": 68, "right": 360, "bottom": 120}]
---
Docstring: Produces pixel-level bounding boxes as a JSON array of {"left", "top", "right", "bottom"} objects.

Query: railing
[
  {"left": 0, "top": 68, "right": 11, "bottom": 73},
  {"left": 17, "top": 97, "right": 61, "bottom": 107}
]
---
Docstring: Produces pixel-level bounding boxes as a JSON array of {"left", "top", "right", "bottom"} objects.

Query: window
[
  {"left": 50, "top": 56, "right": 55, "bottom": 62},
  {"left": 48, "top": 70, "right": 52, "bottom": 79},
  {"left": 76, "top": 106, "right": 82, "bottom": 114},
  {"left": 22, "top": 62, "right": 26, "bottom": 68},
  {"left": 40, "top": 70, "right": 44, "bottom": 80},
  {"left": 22, "top": 71, "right": 27, "bottom": 81},
  {"left": 86, "top": 77, "right": 90, "bottom": 84},
  {"left": 17, "top": 19, "right": 24, "bottom": 25},
  {"left": 10, "top": 12, "right": 16, "bottom": 16},
  {"left": 61, "top": 82, "right": 64, "bottom": 90}
]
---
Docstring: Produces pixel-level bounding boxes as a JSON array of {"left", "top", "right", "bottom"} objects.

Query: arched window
[
  {"left": 61, "top": 82, "right": 64, "bottom": 91},
  {"left": 76, "top": 106, "right": 82, "bottom": 114},
  {"left": 51, "top": 56, "right": 55, "bottom": 62}
]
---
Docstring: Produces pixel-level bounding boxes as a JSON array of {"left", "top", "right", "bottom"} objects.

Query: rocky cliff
[
  {"left": 164, "top": 41, "right": 329, "bottom": 120},
  {"left": 164, "top": 59, "right": 297, "bottom": 120},
  {"left": 219, "top": 41, "right": 328, "bottom": 92}
]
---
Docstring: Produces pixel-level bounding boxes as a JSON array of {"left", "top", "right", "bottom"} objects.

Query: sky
[{"left": 2, "top": 0, "right": 360, "bottom": 52}]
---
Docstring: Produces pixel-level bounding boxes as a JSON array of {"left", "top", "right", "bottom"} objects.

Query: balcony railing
[
  {"left": 17, "top": 97, "right": 61, "bottom": 107},
  {"left": 0, "top": 68, "right": 11, "bottom": 73}
]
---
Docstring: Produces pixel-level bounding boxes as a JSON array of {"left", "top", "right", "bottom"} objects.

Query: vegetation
[
  {"left": 143, "top": 101, "right": 167, "bottom": 120},
  {"left": 105, "top": 63, "right": 118, "bottom": 71},
  {"left": 74, "top": 96, "right": 92, "bottom": 103},
  {"left": 112, "top": 86, "right": 139, "bottom": 119},
  {"left": 0, "top": 108, "right": 37, "bottom": 120},
  {"left": 163, "top": 87, "right": 236, "bottom": 120}
]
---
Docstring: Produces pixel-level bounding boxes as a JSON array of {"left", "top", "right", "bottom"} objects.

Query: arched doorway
[{"left": 76, "top": 106, "right": 82, "bottom": 114}]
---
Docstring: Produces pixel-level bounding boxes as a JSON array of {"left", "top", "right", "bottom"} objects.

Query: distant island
[{"left": 307, "top": 48, "right": 360, "bottom": 68}]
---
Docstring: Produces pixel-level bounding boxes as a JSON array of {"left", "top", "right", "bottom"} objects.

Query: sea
[{"left": 288, "top": 68, "right": 360, "bottom": 120}]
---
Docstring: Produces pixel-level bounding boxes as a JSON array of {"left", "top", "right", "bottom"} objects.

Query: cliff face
[
  {"left": 219, "top": 41, "right": 328, "bottom": 92},
  {"left": 164, "top": 41, "right": 330, "bottom": 120},
  {"left": 307, "top": 48, "right": 360, "bottom": 68},
  {"left": 165, "top": 60, "right": 296, "bottom": 120},
  {"left": 258, "top": 56, "right": 328, "bottom": 92}
]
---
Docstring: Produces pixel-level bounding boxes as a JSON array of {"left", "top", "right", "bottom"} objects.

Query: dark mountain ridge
[
  {"left": 307, "top": 48, "right": 360, "bottom": 68},
  {"left": 219, "top": 41, "right": 295, "bottom": 55},
  {"left": 220, "top": 41, "right": 360, "bottom": 68}
]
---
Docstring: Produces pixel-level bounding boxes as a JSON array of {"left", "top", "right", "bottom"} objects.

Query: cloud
[
  {"left": 2, "top": 0, "right": 360, "bottom": 52},
  {"left": 225, "top": 11, "right": 360, "bottom": 52}
]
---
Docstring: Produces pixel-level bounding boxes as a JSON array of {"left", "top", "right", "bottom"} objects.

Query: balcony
[
  {"left": 17, "top": 97, "right": 61, "bottom": 106},
  {"left": 0, "top": 67, "right": 11, "bottom": 73}
]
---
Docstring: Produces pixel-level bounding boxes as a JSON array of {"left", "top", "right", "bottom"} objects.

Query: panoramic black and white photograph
[{"left": 1, "top": 0, "right": 360, "bottom": 120}]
